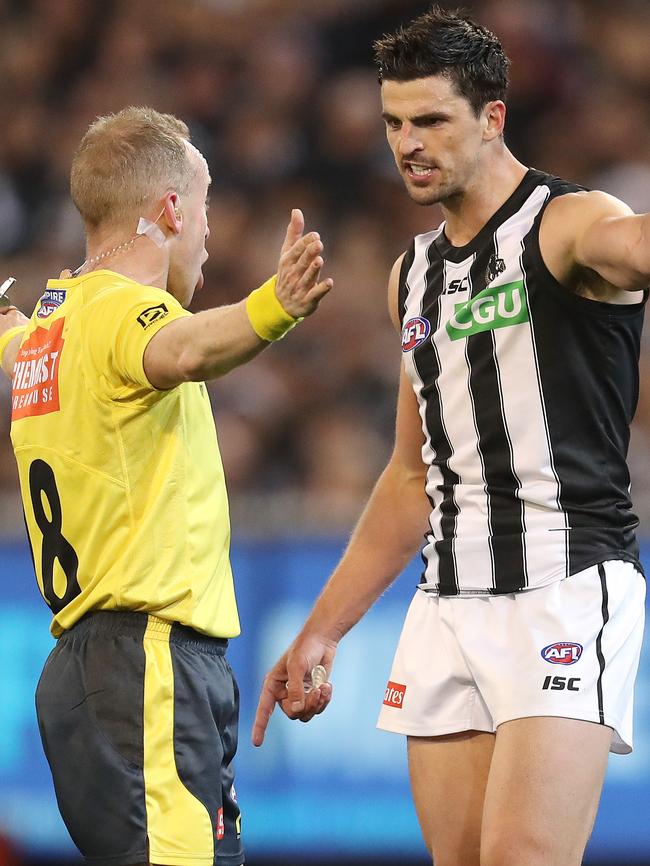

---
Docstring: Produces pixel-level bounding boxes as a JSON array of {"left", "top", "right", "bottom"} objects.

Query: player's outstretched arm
[
  {"left": 252, "top": 256, "right": 431, "bottom": 746},
  {"left": 543, "top": 191, "right": 650, "bottom": 292},
  {"left": 144, "top": 209, "right": 332, "bottom": 388}
]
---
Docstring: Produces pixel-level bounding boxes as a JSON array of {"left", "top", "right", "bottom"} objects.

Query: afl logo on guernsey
[
  {"left": 541, "top": 642, "right": 583, "bottom": 665},
  {"left": 402, "top": 317, "right": 430, "bottom": 352}
]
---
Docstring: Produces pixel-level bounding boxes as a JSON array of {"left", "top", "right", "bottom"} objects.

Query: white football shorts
[{"left": 377, "top": 560, "right": 645, "bottom": 754}]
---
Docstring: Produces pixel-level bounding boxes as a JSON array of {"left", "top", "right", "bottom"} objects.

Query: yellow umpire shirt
[{"left": 10, "top": 270, "right": 240, "bottom": 639}]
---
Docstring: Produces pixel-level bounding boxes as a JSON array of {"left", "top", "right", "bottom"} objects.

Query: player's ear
[{"left": 483, "top": 100, "right": 506, "bottom": 142}]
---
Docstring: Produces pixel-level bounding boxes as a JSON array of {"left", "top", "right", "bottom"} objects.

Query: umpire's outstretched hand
[{"left": 275, "top": 209, "right": 333, "bottom": 318}]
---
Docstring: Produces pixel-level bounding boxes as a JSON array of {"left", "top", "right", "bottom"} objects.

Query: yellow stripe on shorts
[{"left": 143, "top": 615, "right": 214, "bottom": 865}]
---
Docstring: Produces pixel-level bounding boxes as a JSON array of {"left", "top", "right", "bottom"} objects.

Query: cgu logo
[
  {"left": 541, "top": 642, "right": 583, "bottom": 665},
  {"left": 383, "top": 680, "right": 406, "bottom": 708},
  {"left": 402, "top": 317, "right": 431, "bottom": 352},
  {"left": 446, "top": 280, "right": 528, "bottom": 341}
]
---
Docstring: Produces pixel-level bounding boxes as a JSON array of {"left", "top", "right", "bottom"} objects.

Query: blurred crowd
[{"left": 1, "top": 0, "right": 650, "bottom": 537}]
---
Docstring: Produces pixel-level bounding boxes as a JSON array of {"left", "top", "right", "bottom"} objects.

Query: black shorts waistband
[{"left": 61, "top": 610, "right": 229, "bottom": 655}]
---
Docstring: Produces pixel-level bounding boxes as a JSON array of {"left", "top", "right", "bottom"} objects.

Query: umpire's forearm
[
  {"left": 143, "top": 299, "right": 273, "bottom": 388},
  {"left": 176, "top": 301, "right": 270, "bottom": 381}
]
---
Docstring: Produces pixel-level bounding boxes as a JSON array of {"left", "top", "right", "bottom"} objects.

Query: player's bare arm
[
  {"left": 144, "top": 210, "right": 332, "bottom": 389},
  {"left": 252, "top": 255, "right": 430, "bottom": 746},
  {"left": 540, "top": 190, "right": 650, "bottom": 296}
]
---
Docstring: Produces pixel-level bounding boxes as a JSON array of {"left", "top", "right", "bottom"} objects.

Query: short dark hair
[{"left": 373, "top": 5, "right": 510, "bottom": 115}]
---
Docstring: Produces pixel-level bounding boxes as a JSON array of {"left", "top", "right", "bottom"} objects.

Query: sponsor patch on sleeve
[
  {"left": 137, "top": 303, "right": 169, "bottom": 330},
  {"left": 12, "top": 318, "right": 65, "bottom": 420}
]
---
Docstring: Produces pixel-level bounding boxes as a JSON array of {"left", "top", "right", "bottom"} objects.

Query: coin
[{"left": 310, "top": 665, "right": 327, "bottom": 689}]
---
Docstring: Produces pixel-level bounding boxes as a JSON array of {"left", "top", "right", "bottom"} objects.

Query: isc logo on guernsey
[
  {"left": 541, "top": 642, "right": 583, "bottom": 665},
  {"left": 383, "top": 680, "right": 407, "bottom": 708}
]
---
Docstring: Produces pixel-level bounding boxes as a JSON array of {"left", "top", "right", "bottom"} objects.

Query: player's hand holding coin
[{"left": 252, "top": 636, "right": 336, "bottom": 746}]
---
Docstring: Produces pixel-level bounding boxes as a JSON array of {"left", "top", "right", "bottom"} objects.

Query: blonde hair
[{"left": 70, "top": 107, "right": 194, "bottom": 229}]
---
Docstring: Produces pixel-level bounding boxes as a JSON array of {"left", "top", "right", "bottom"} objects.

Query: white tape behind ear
[{"left": 136, "top": 216, "right": 166, "bottom": 248}]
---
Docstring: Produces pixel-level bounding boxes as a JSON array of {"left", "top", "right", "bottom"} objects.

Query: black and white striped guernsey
[{"left": 399, "top": 168, "right": 646, "bottom": 595}]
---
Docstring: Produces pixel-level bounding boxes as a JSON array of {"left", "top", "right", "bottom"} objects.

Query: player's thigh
[
  {"left": 481, "top": 716, "right": 611, "bottom": 866},
  {"left": 408, "top": 730, "right": 495, "bottom": 866}
]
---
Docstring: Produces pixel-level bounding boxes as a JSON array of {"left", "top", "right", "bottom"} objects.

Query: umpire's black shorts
[{"left": 35, "top": 610, "right": 244, "bottom": 866}]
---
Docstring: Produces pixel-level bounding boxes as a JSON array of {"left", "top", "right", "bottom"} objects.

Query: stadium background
[{"left": 0, "top": 0, "right": 649, "bottom": 863}]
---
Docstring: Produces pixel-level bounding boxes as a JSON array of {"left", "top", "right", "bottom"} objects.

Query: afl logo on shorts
[
  {"left": 541, "top": 642, "right": 583, "bottom": 665},
  {"left": 401, "top": 317, "right": 431, "bottom": 352}
]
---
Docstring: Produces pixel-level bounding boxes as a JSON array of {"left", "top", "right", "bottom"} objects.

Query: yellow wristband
[
  {"left": 0, "top": 325, "right": 26, "bottom": 368},
  {"left": 245, "top": 275, "right": 302, "bottom": 342}
]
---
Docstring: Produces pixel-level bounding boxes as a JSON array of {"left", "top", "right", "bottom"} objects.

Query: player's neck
[
  {"left": 80, "top": 232, "right": 170, "bottom": 289},
  {"left": 440, "top": 150, "right": 529, "bottom": 248}
]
